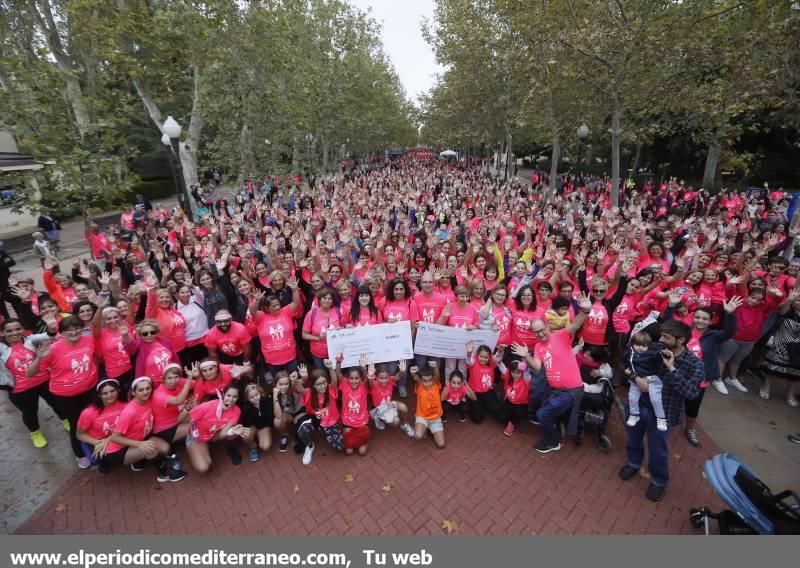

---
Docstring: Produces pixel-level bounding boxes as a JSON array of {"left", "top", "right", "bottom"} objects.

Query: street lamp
[
  {"left": 162, "top": 116, "right": 193, "bottom": 221},
  {"left": 577, "top": 123, "right": 589, "bottom": 171}
]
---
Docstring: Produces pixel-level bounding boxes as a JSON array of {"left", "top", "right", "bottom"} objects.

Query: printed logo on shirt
[
  {"left": 102, "top": 419, "right": 115, "bottom": 436},
  {"left": 588, "top": 308, "right": 605, "bottom": 325},
  {"left": 14, "top": 353, "right": 34, "bottom": 372},
  {"left": 269, "top": 324, "right": 285, "bottom": 340},
  {"left": 71, "top": 354, "right": 91, "bottom": 375},
  {"left": 154, "top": 351, "right": 171, "bottom": 371},
  {"left": 221, "top": 342, "right": 237, "bottom": 354},
  {"left": 171, "top": 313, "right": 184, "bottom": 326},
  {"left": 346, "top": 398, "right": 361, "bottom": 418},
  {"left": 422, "top": 308, "right": 436, "bottom": 322},
  {"left": 481, "top": 373, "right": 492, "bottom": 388},
  {"left": 542, "top": 350, "right": 553, "bottom": 370}
]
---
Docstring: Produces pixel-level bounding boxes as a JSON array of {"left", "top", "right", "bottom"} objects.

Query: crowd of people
[{"left": 1, "top": 157, "right": 798, "bottom": 502}]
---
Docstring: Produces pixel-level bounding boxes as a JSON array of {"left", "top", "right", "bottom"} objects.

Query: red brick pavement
[{"left": 16, "top": 413, "right": 722, "bottom": 535}]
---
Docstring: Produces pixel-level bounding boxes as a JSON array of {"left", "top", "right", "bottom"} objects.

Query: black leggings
[
  {"left": 7, "top": 382, "right": 66, "bottom": 432},
  {"left": 685, "top": 387, "right": 707, "bottom": 419},
  {"left": 497, "top": 399, "right": 527, "bottom": 425},
  {"left": 57, "top": 389, "right": 95, "bottom": 458},
  {"left": 180, "top": 343, "right": 208, "bottom": 368},
  {"left": 468, "top": 391, "right": 498, "bottom": 424}
]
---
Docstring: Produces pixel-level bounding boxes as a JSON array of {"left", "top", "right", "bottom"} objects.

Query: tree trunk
[
  {"left": 630, "top": 143, "right": 643, "bottom": 177},
  {"left": 292, "top": 137, "right": 300, "bottom": 173},
  {"left": 611, "top": 98, "right": 622, "bottom": 207},
  {"left": 703, "top": 142, "right": 722, "bottom": 190},
  {"left": 322, "top": 143, "right": 329, "bottom": 172},
  {"left": 548, "top": 127, "right": 560, "bottom": 204},
  {"left": 238, "top": 123, "right": 252, "bottom": 185},
  {"left": 504, "top": 130, "right": 513, "bottom": 182}
]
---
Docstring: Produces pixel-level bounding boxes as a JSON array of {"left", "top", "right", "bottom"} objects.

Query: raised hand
[
  {"left": 723, "top": 296, "right": 744, "bottom": 313},
  {"left": 577, "top": 292, "right": 592, "bottom": 312},
  {"left": 298, "top": 364, "right": 308, "bottom": 378}
]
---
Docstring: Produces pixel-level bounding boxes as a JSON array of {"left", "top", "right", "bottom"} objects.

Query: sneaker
[
  {"left": 441, "top": 413, "right": 448, "bottom": 424},
  {"left": 503, "top": 422, "right": 515, "bottom": 437},
  {"left": 788, "top": 432, "right": 800, "bottom": 445},
  {"left": 758, "top": 387, "right": 770, "bottom": 400},
  {"left": 249, "top": 447, "right": 259, "bottom": 462},
  {"left": 398, "top": 385, "right": 408, "bottom": 398},
  {"left": 787, "top": 399, "right": 799, "bottom": 408},
  {"left": 533, "top": 440, "right": 561, "bottom": 454},
  {"left": 528, "top": 416, "right": 540, "bottom": 425},
  {"left": 130, "top": 460, "right": 147, "bottom": 472},
  {"left": 645, "top": 483, "right": 666, "bottom": 502},
  {"left": 725, "top": 377, "right": 748, "bottom": 393},
  {"left": 656, "top": 418, "right": 668, "bottom": 431},
  {"left": 457, "top": 412, "right": 467, "bottom": 423},
  {"left": 626, "top": 414, "right": 640, "bottom": 427},
  {"left": 158, "top": 470, "right": 187, "bottom": 483},
  {"left": 77, "top": 457, "right": 92, "bottom": 469},
  {"left": 618, "top": 464, "right": 639, "bottom": 481},
  {"left": 711, "top": 379, "right": 729, "bottom": 395},
  {"left": 400, "top": 423, "right": 414, "bottom": 437},
  {"left": 685, "top": 428, "right": 700, "bottom": 447},
  {"left": 279, "top": 435, "right": 289, "bottom": 453},
  {"left": 62, "top": 419, "right": 71, "bottom": 432},
  {"left": 374, "top": 417, "right": 386, "bottom": 430},
  {"left": 302, "top": 444, "right": 315, "bottom": 465},
  {"left": 30, "top": 429, "right": 48, "bottom": 449},
  {"left": 227, "top": 446, "right": 242, "bottom": 466}
]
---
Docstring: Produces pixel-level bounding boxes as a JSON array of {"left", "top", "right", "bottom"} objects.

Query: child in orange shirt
[{"left": 410, "top": 362, "right": 445, "bottom": 448}]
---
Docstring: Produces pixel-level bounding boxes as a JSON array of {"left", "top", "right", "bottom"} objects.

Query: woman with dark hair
[
  {"left": 186, "top": 383, "right": 249, "bottom": 473},
  {"left": 25, "top": 315, "right": 99, "bottom": 468},
  {"left": 1, "top": 317, "right": 66, "bottom": 449},
  {"left": 346, "top": 285, "right": 383, "bottom": 327},
  {"left": 72, "top": 300, "right": 98, "bottom": 335},
  {"left": 302, "top": 288, "right": 342, "bottom": 369},
  {"left": 759, "top": 288, "right": 800, "bottom": 407},
  {"left": 250, "top": 283, "right": 302, "bottom": 376},
  {"left": 76, "top": 378, "right": 126, "bottom": 469}
]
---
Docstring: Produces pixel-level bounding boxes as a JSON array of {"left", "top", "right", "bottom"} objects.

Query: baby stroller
[
  {"left": 574, "top": 376, "right": 626, "bottom": 452},
  {"left": 690, "top": 453, "right": 800, "bottom": 535}
]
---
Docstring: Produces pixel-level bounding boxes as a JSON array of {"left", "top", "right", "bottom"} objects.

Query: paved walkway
[{"left": 15, "top": 403, "right": 721, "bottom": 535}]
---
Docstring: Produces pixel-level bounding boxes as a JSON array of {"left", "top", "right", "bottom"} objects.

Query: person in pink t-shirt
[
  {"left": 365, "top": 359, "right": 415, "bottom": 437},
  {"left": 204, "top": 310, "right": 251, "bottom": 364},
  {"left": 497, "top": 359, "right": 532, "bottom": 437},
  {"left": 440, "top": 369, "right": 476, "bottom": 423},
  {"left": 301, "top": 288, "right": 342, "bottom": 370},
  {"left": 106, "top": 377, "right": 185, "bottom": 482},
  {"left": 92, "top": 302, "right": 135, "bottom": 389},
  {"left": 26, "top": 316, "right": 98, "bottom": 466},
  {"left": 439, "top": 285, "right": 479, "bottom": 382},
  {"left": 295, "top": 366, "right": 345, "bottom": 466},
  {"left": 186, "top": 383, "right": 248, "bottom": 474},
  {"left": 150, "top": 363, "right": 194, "bottom": 450},
  {"left": 513, "top": 292, "right": 591, "bottom": 454},
  {"left": 192, "top": 359, "right": 252, "bottom": 402},
  {"left": 249, "top": 285, "right": 301, "bottom": 375},
  {"left": 76, "top": 378, "right": 126, "bottom": 469},
  {"left": 335, "top": 360, "right": 371, "bottom": 456}
]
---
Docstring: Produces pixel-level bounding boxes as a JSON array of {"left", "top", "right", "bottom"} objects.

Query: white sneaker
[
  {"left": 656, "top": 418, "right": 668, "bottom": 432},
  {"left": 77, "top": 457, "right": 92, "bottom": 469},
  {"left": 725, "top": 377, "right": 748, "bottom": 393},
  {"left": 400, "top": 423, "right": 414, "bottom": 437},
  {"left": 302, "top": 444, "right": 314, "bottom": 466},
  {"left": 626, "top": 415, "right": 640, "bottom": 427},
  {"left": 711, "top": 379, "right": 729, "bottom": 395}
]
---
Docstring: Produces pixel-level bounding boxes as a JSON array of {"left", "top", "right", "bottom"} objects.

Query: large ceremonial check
[
  {"left": 325, "top": 321, "right": 414, "bottom": 367},
  {"left": 414, "top": 322, "right": 500, "bottom": 358}
]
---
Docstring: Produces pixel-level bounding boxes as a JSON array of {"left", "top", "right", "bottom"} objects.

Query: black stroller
[
  {"left": 574, "top": 376, "right": 626, "bottom": 452},
  {"left": 690, "top": 453, "right": 800, "bottom": 535}
]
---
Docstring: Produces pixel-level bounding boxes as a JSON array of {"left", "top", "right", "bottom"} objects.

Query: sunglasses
[
  {"left": 217, "top": 320, "right": 232, "bottom": 325},
  {"left": 592, "top": 289, "right": 607, "bottom": 293},
  {"left": 140, "top": 330, "right": 157, "bottom": 337}
]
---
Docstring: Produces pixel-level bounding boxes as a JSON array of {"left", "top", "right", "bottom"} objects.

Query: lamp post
[
  {"left": 162, "top": 116, "right": 193, "bottom": 221},
  {"left": 577, "top": 123, "right": 589, "bottom": 172}
]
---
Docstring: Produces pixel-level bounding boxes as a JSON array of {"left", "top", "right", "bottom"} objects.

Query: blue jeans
[
  {"left": 535, "top": 391, "right": 575, "bottom": 446},
  {"left": 265, "top": 360, "right": 298, "bottom": 380},
  {"left": 625, "top": 403, "right": 672, "bottom": 487}
]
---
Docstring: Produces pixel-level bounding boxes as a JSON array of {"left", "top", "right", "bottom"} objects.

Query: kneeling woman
[
  {"left": 150, "top": 364, "right": 194, "bottom": 452},
  {"left": 106, "top": 377, "right": 186, "bottom": 482},
  {"left": 186, "top": 383, "right": 250, "bottom": 473},
  {"left": 293, "top": 366, "right": 344, "bottom": 466},
  {"left": 76, "top": 378, "right": 127, "bottom": 471}
]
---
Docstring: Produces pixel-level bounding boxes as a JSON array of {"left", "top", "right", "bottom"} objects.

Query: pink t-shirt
[
  {"left": 107, "top": 401, "right": 154, "bottom": 454},
  {"left": 142, "top": 342, "right": 178, "bottom": 385},
  {"left": 534, "top": 329, "right": 582, "bottom": 389},
  {"left": 42, "top": 336, "right": 98, "bottom": 396},
  {"left": 302, "top": 386, "right": 340, "bottom": 428},
  {"left": 302, "top": 308, "right": 342, "bottom": 358},
  {"left": 382, "top": 299, "right": 419, "bottom": 323},
  {"left": 579, "top": 301, "right": 608, "bottom": 345},
  {"left": 205, "top": 322, "right": 250, "bottom": 357},
  {"left": 345, "top": 308, "right": 383, "bottom": 327},
  {"left": 193, "top": 365, "right": 234, "bottom": 401},
  {"left": 468, "top": 360, "right": 495, "bottom": 393},
  {"left": 7, "top": 343, "right": 49, "bottom": 393},
  {"left": 98, "top": 329, "right": 133, "bottom": 379},
  {"left": 151, "top": 379, "right": 189, "bottom": 431},
  {"left": 189, "top": 399, "right": 242, "bottom": 443},
  {"left": 444, "top": 383, "right": 468, "bottom": 405},
  {"left": 78, "top": 401, "right": 127, "bottom": 440},
  {"left": 504, "top": 374, "right": 530, "bottom": 405},
  {"left": 491, "top": 305, "right": 512, "bottom": 345},
  {"left": 257, "top": 307, "right": 297, "bottom": 365},
  {"left": 369, "top": 378, "right": 396, "bottom": 406},
  {"left": 612, "top": 294, "right": 638, "bottom": 334},
  {"left": 414, "top": 292, "right": 446, "bottom": 324},
  {"left": 510, "top": 308, "right": 538, "bottom": 348},
  {"left": 447, "top": 302, "right": 479, "bottom": 328},
  {"left": 339, "top": 380, "right": 370, "bottom": 427}
]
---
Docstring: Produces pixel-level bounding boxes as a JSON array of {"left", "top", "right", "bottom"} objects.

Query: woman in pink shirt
[
  {"left": 128, "top": 319, "right": 180, "bottom": 385},
  {"left": 250, "top": 284, "right": 301, "bottom": 375},
  {"left": 302, "top": 288, "right": 342, "bottom": 370},
  {"left": 26, "top": 316, "right": 98, "bottom": 467},
  {"left": 186, "top": 383, "right": 248, "bottom": 474},
  {"left": 510, "top": 285, "right": 540, "bottom": 352},
  {"left": 145, "top": 287, "right": 187, "bottom": 354},
  {"left": 1, "top": 317, "right": 67, "bottom": 450},
  {"left": 150, "top": 363, "right": 193, "bottom": 451},
  {"left": 294, "top": 366, "right": 344, "bottom": 466},
  {"left": 76, "top": 378, "right": 126, "bottom": 471},
  {"left": 106, "top": 376, "right": 185, "bottom": 482},
  {"left": 92, "top": 301, "right": 135, "bottom": 392},
  {"left": 335, "top": 361, "right": 371, "bottom": 456},
  {"left": 345, "top": 285, "right": 384, "bottom": 327},
  {"left": 438, "top": 285, "right": 479, "bottom": 380}
]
